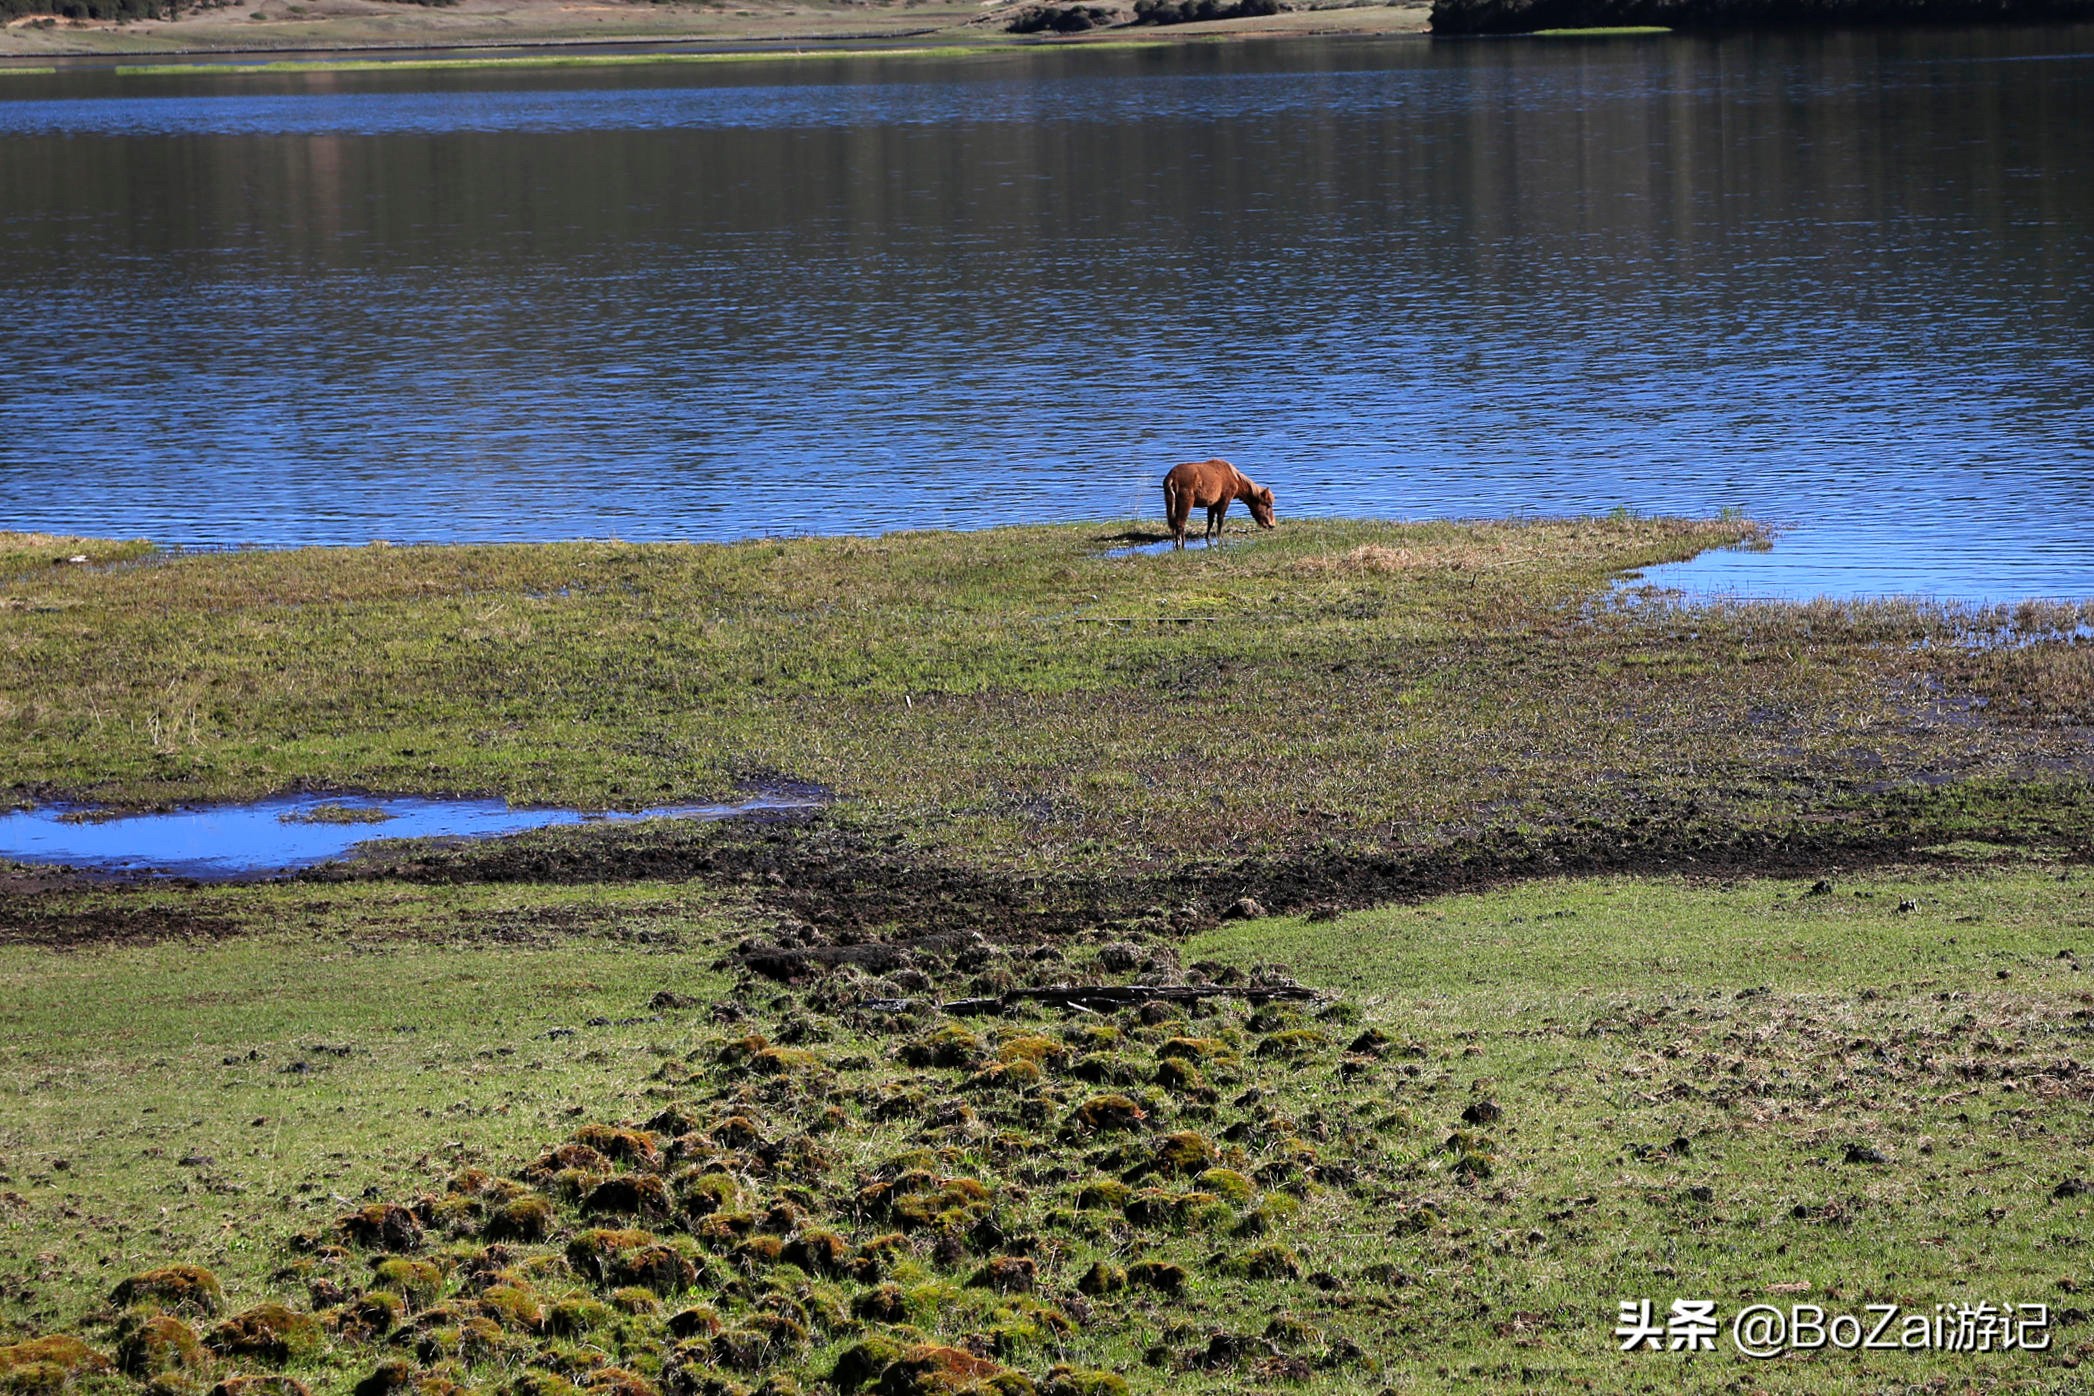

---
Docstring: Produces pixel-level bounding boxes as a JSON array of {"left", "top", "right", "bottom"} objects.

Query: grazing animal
[{"left": 1162, "top": 458, "right": 1276, "bottom": 549}]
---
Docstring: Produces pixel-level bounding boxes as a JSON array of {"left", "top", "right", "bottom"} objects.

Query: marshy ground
[{"left": 3, "top": 519, "right": 2092, "bottom": 1392}]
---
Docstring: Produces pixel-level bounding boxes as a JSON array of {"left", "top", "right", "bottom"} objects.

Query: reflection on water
[
  {"left": 0, "top": 791, "right": 819, "bottom": 877},
  {"left": 0, "top": 30, "right": 2089, "bottom": 601}
]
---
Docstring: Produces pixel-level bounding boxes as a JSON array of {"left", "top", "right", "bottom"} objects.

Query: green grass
[
  {"left": 0, "top": 534, "right": 153, "bottom": 583},
  {"left": 0, "top": 881, "right": 739, "bottom": 1340},
  {"left": 1529, "top": 25, "right": 1672, "bottom": 35},
  {"left": 5, "top": 519, "right": 2089, "bottom": 891},
  {"left": 279, "top": 803, "right": 397, "bottom": 826},
  {"left": 3, "top": 866, "right": 2089, "bottom": 1392}
]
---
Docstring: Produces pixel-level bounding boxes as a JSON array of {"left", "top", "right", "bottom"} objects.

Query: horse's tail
[{"left": 1163, "top": 475, "right": 1186, "bottom": 539}]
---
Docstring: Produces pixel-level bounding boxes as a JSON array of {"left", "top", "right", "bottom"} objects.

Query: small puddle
[
  {"left": 0, "top": 790, "right": 820, "bottom": 878},
  {"left": 1103, "top": 539, "right": 1188, "bottom": 558}
]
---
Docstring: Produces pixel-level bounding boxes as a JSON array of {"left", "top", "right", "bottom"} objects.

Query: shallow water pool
[{"left": 0, "top": 791, "right": 817, "bottom": 878}]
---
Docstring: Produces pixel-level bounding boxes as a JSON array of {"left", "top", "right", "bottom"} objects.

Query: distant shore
[{"left": 0, "top": 0, "right": 1426, "bottom": 63}]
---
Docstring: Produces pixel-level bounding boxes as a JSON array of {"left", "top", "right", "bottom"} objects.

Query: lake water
[
  {"left": 1, "top": 29, "right": 2089, "bottom": 601},
  {"left": 0, "top": 790, "right": 819, "bottom": 876}
]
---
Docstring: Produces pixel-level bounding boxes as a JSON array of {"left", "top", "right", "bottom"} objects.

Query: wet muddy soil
[{"left": 8, "top": 777, "right": 2090, "bottom": 951}]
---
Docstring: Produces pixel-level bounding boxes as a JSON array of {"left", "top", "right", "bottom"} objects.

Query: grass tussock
[{"left": 1, "top": 868, "right": 2090, "bottom": 1392}]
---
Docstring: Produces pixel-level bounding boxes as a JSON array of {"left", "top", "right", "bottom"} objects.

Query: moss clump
[
  {"left": 1042, "top": 1369, "right": 1128, "bottom": 1396},
  {"left": 563, "top": 1228, "right": 655, "bottom": 1284},
  {"left": 715, "top": 1034, "right": 771, "bottom": 1065},
  {"left": 665, "top": 1306, "right": 722, "bottom": 1339},
  {"left": 865, "top": 1174, "right": 994, "bottom": 1232},
  {"left": 209, "top": 1378, "right": 312, "bottom": 1396},
  {"left": 898, "top": 1025, "right": 983, "bottom": 1069},
  {"left": 580, "top": 1368, "right": 657, "bottom": 1396},
  {"left": 204, "top": 1304, "right": 323, "bottom": 1363},
  {"left": 570, "top": 1125, "right": 663, "bottom": 1169},
  {"left": 478, "top": 1284, "right": 546, "bottom": 1332},
  {"left": 1152, "top": 1130, "right": 1214, "bottom": 1175},
  {"left": 543, "top": 1299, "right": 611, "bottom": 1338},
  {"left": 336, "top": 1291, "right": 406, "bottom": 1340},
  {"left": 485, "top": 1195, "right": 556, "bottom": 1242},
  {"left": 1127, "top": 1260, "right": 1187, "bottom": 1295},
  {"left": 677, "top": 1170, "right": 741, "bottom": 1218},
  {"left": 1126, "top": 1189, "right": 1224, "bottom": 1229},
  {"left": 582, "top": 1174, "right": 671, "bottom": 1218},
  {"left": 749, "top": 1046, "right": 826, "bottom": 1076},
  {"left": 1195, "top": 1167, "right": 1254, "bottom": 1203},
  {"left": 523, "top": 1144, "right": 613, "bottom": 1184},
  {"left": 967, "top": 1256, "right": 1036, "bottom": 1293},
  {"left": 1074, "top": 1179, "right": 1132, "bottom": 1211},
  {"left": 1254, "top": 1030, "right": 1329, "bottom": 1060},
  {"left": 114, "top": 1315, "right": 203, "bottom": 1379},
  {"left": 731, "top": 1235, "right": 786, "bottom": 1270},
  {"left": 849, "top": 1284, "right": 908, "bottom": 1323},
  {"left": 110, "top": 1266, "right": 225, "bottom": 1317},
  {"left": 1450, "top": 1150, "right": 1495, "bottom": 1181},
  {"left": 713, "top": 1312, "right": 809, "bottom": 1370},
  {"left": 423, "top": 1192, "right": 484, "bottom": 1236},
  {"left": 337, "top": 1203, "right": 426, "bottom": 1253},
  {"left": 1153, "top": 1058, "right": 1210, "bottom": 1096},
  {"left": 870, "top": 1345, "right": 1028, "bottom": 1396},
  {"left": 510, "top": 1371, "right": 585, "bottom": 1396},
  {"left": 780, "top": 1228, "right": 851, "bottom": 1276},
  {"left": 609, "top": 1287, "right": 662, "bottom": 1315},
  {"left": 1156, "top": 1037, "right": 1237, "bottom": 1065},
  {"left": 1346, "top": 1027, "right": 1393, "bottom": 1056},
  {"left": 610, "top": 1245, "right": 696, "bottom": 1296},
  {"left": 1066, "top": 1095, "right": 1145, "bottom": 1133},
  {"left": 828, "top": 1335, "right": 904, "bottom": 1391},
  {"left": 412, "top": 1313, "right": 508, "bottom": 1364},
  {"left": 993, "top": 1035, "right": 1065, "bottom": 1068},
  {"left": 1075, "top": 1262, "right": 1126, "bottom": 1296},
  {"left": 964, "top": 1059, "right": 1041, "bottom": 1093},
  {"left": 0, "top": 1336, "right": 113, "bottom": 1395},
  {"left": 372, "top": 1258, "right": 444, "bottom": 1306},
  {"left": 1230, "top": 1245, "right": 1303, "bottom": 1280},
  {"left": 1069, "top": 1054, "right": 1143, "bottom": 1086},
  {"left": 1068, "top": 1023, "right": 1122, "bottom": 1049},
  {"left": 694, "top": 1212, "right": 756, "bottom": 1245}
]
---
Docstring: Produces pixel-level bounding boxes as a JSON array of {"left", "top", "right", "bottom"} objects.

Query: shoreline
[{"left": 0, "top": 1, "right": 1430, "bottom": 64}]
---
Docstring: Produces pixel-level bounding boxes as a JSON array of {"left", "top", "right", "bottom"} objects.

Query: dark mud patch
[
  {"left": 313, "top": 780, "right": 2094, "bottom": 960},
  {"left": 0, "top": 903, "right": 241, "bottom": 949},
  {"left": 13, "top": 781, "right": 2089, "bottom": 951}
]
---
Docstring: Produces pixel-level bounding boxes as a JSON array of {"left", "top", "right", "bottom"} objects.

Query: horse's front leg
[{"left": 1208, "top": 502, "right": 1228, "bottom": 545}]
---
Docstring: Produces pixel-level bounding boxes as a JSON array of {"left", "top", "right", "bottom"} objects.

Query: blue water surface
[
  {"left": 0, "top": 792, "right": 817, "bottom": 877},
  {"left": 1, "top": 31, "right": 2090, "bottom": 601}
]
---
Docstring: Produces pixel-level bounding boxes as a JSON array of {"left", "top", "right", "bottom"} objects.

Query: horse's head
[{"left": 1250, "top": 486, "right": 1277, "bottom": 529}]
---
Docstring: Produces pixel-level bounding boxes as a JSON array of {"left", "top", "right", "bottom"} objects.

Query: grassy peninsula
[{"left": 4, "top": 519, "right": 2093, "bottom": 1394}]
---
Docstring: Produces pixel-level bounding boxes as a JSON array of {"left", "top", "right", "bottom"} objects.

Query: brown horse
[{"left": 1162, "top": 458, "right": 1276, "bottom": 549}]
